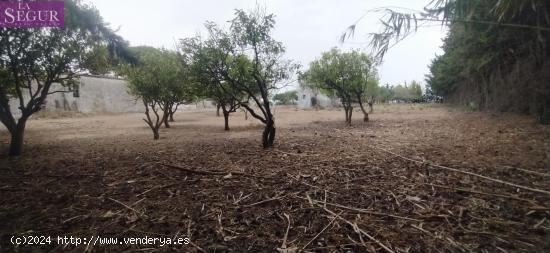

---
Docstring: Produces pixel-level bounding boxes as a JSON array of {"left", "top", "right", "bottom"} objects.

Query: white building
[{"left": 296, "top": 85, "right": 340, "bottom": 109}]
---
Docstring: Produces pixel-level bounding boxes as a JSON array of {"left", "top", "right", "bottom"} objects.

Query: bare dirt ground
[{"left": 1, "top": 104, "right": 549, "bottom": 252}]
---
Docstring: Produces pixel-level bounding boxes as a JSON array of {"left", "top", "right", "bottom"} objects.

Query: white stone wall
[
  {"left": 65, "top": 75, "right": 143, "bottom": 113},
  {"left": 8, "top": 75, "right": 219, "bottom": 118},
  {"left": 8, "top": 75, "right": 142, "bottom": 117}
]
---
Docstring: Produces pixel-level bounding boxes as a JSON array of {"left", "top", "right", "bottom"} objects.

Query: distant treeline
[
  {"left": 276, "top": 80, "right": 437, "bottom": 106},
  {"left": 376, "top": 81, "right": 429, "bottom": 103}
]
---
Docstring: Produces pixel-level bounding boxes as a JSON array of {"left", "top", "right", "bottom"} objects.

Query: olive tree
[
  {"left": 124, "top": 47, "right": 189, "bottom": 139},
  {"left": 181, "top": 9, "right": 297, "bottom": 148},
  {"left": 180, "top": 36, "right": 249, "bottom": 131},
  {"left": 0, "top": 1, "right": 132, "bottom": 156},
  {"left": 302, "top": 48, "right": 378, "bottom": 125},
  {"left": 231, "top": 10, "right": 299, "bottom": 147},
  {"left": 211, "top": 10, "right": 298, "bottom": 148}
]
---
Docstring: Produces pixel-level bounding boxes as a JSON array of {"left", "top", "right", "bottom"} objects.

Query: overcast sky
[{"left": 89, "top": 0, "right": 447, "bottom": 89}]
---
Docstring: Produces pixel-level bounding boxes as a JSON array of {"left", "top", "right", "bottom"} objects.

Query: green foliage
[
  {"left": 273, "top": 90, "right": 298, "bottom": 105},
  {"left": 302, "top": 48, "right": 378, "bottom": 101},
  {"left": 178, "top": 33, "right": 249, "bottom": 111},
  {"left": 227, "top": 9, "right": 299, "bottom": 101},
  {"left": 377, "top": 84, "right": 394, "bottom": 102},
  {"left": 122, "top": 46, "right": 196, "bottom": 137},
  {"left": 374, "top": 81, "right": 425, "bottom": 103},
  {"left": 229, "top": 8, "right": 299, "bottom": 146},
  {"left": 425, "top": 0, "right": 550, "bottom": 117},
  {"left": 82, "top": 45, "right": 112, "bottom": 75},
  {"left": 124, "top": 47, "right": 192, "bottom": 105},
  {"left": 181, "top": 8, "right": 297, "bottom": 146},
  {"left": 302, "top": 48, "right": 378, "bottom": 123},
  {"left": 392, "top": 81, "right": 423, "bottom": 102},
  {"left": 425, "top": 54, "right": 459, "bottom": 97}
]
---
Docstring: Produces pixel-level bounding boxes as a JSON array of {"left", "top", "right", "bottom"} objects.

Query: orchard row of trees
[
  {"left": 0, "top": 2, "right": 387, "bottom": 156},
  {"left": 123, "top": 9, "right": 299, "bottom": 147},
  {"left": 0, "top": 3, "right": 302, "bottom": 155},
  {"left": 281, "top": 80, "right": 426, "bottom": 106}
]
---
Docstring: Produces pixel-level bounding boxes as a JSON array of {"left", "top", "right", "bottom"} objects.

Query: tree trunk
[
  {"left": 167, "top": 103, "right": 176, "bottom": 122},
  {"left": 358, "top": 102, "right": 369, "bottom": 122},
  {"left": 223, "top": 111, "right": 230, "bottom": 131},
  {"left": 358, "top": 104, "right": 369, "bottom": 122},
  {"left": 163, "top": 113, "right": 170, "bottom": 128},
  {"left": 540, "top": 97, "right": 550, "bottom": 125},
  {"left": 262, "top": 122, "right": 276, "bottom": 148},
  {"left": 347, "top": 107, "right": 353, "bottom": 125},
  {"left": 343, "top": 104, "right": 353, "bottom": 126},
  {"left": 163, "top": 106, "right": 171, "bottom": 128},
  {"left": 153, "top": 128, "right": 160, "bottom": 140},
  {"left": 356, "top": 94, "right": 369, "bottom": 122},
  {"left": 220, "top": 103, "right": 231, "bottom": 131},
  {"left": 368, "top": 101, "right": 373, "bottom": 113},
  {"left": 268, "top": 126, "right": 276, "bottom": 146},
  {"left": 9, "top": 123, "right": 26, "bottom": 156},
  {"left": 216, "top": 103, "right": 221, "bottom": 117},
  {"left": 343, "top": 106, "right": 349, "bottom": 125},
  {"left": 169, "top": 110, "right": 175, "bottom": 122},
  {"left": 143, "top": 100, "right": 165, "bottom": 140},
  {"left": 244, "top": 110, "right": 248, "bottom": 120}
]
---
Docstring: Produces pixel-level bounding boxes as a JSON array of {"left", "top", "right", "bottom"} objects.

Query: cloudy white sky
[{"left": 89, "top": 0, "right": 447, "bottom": 89}]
